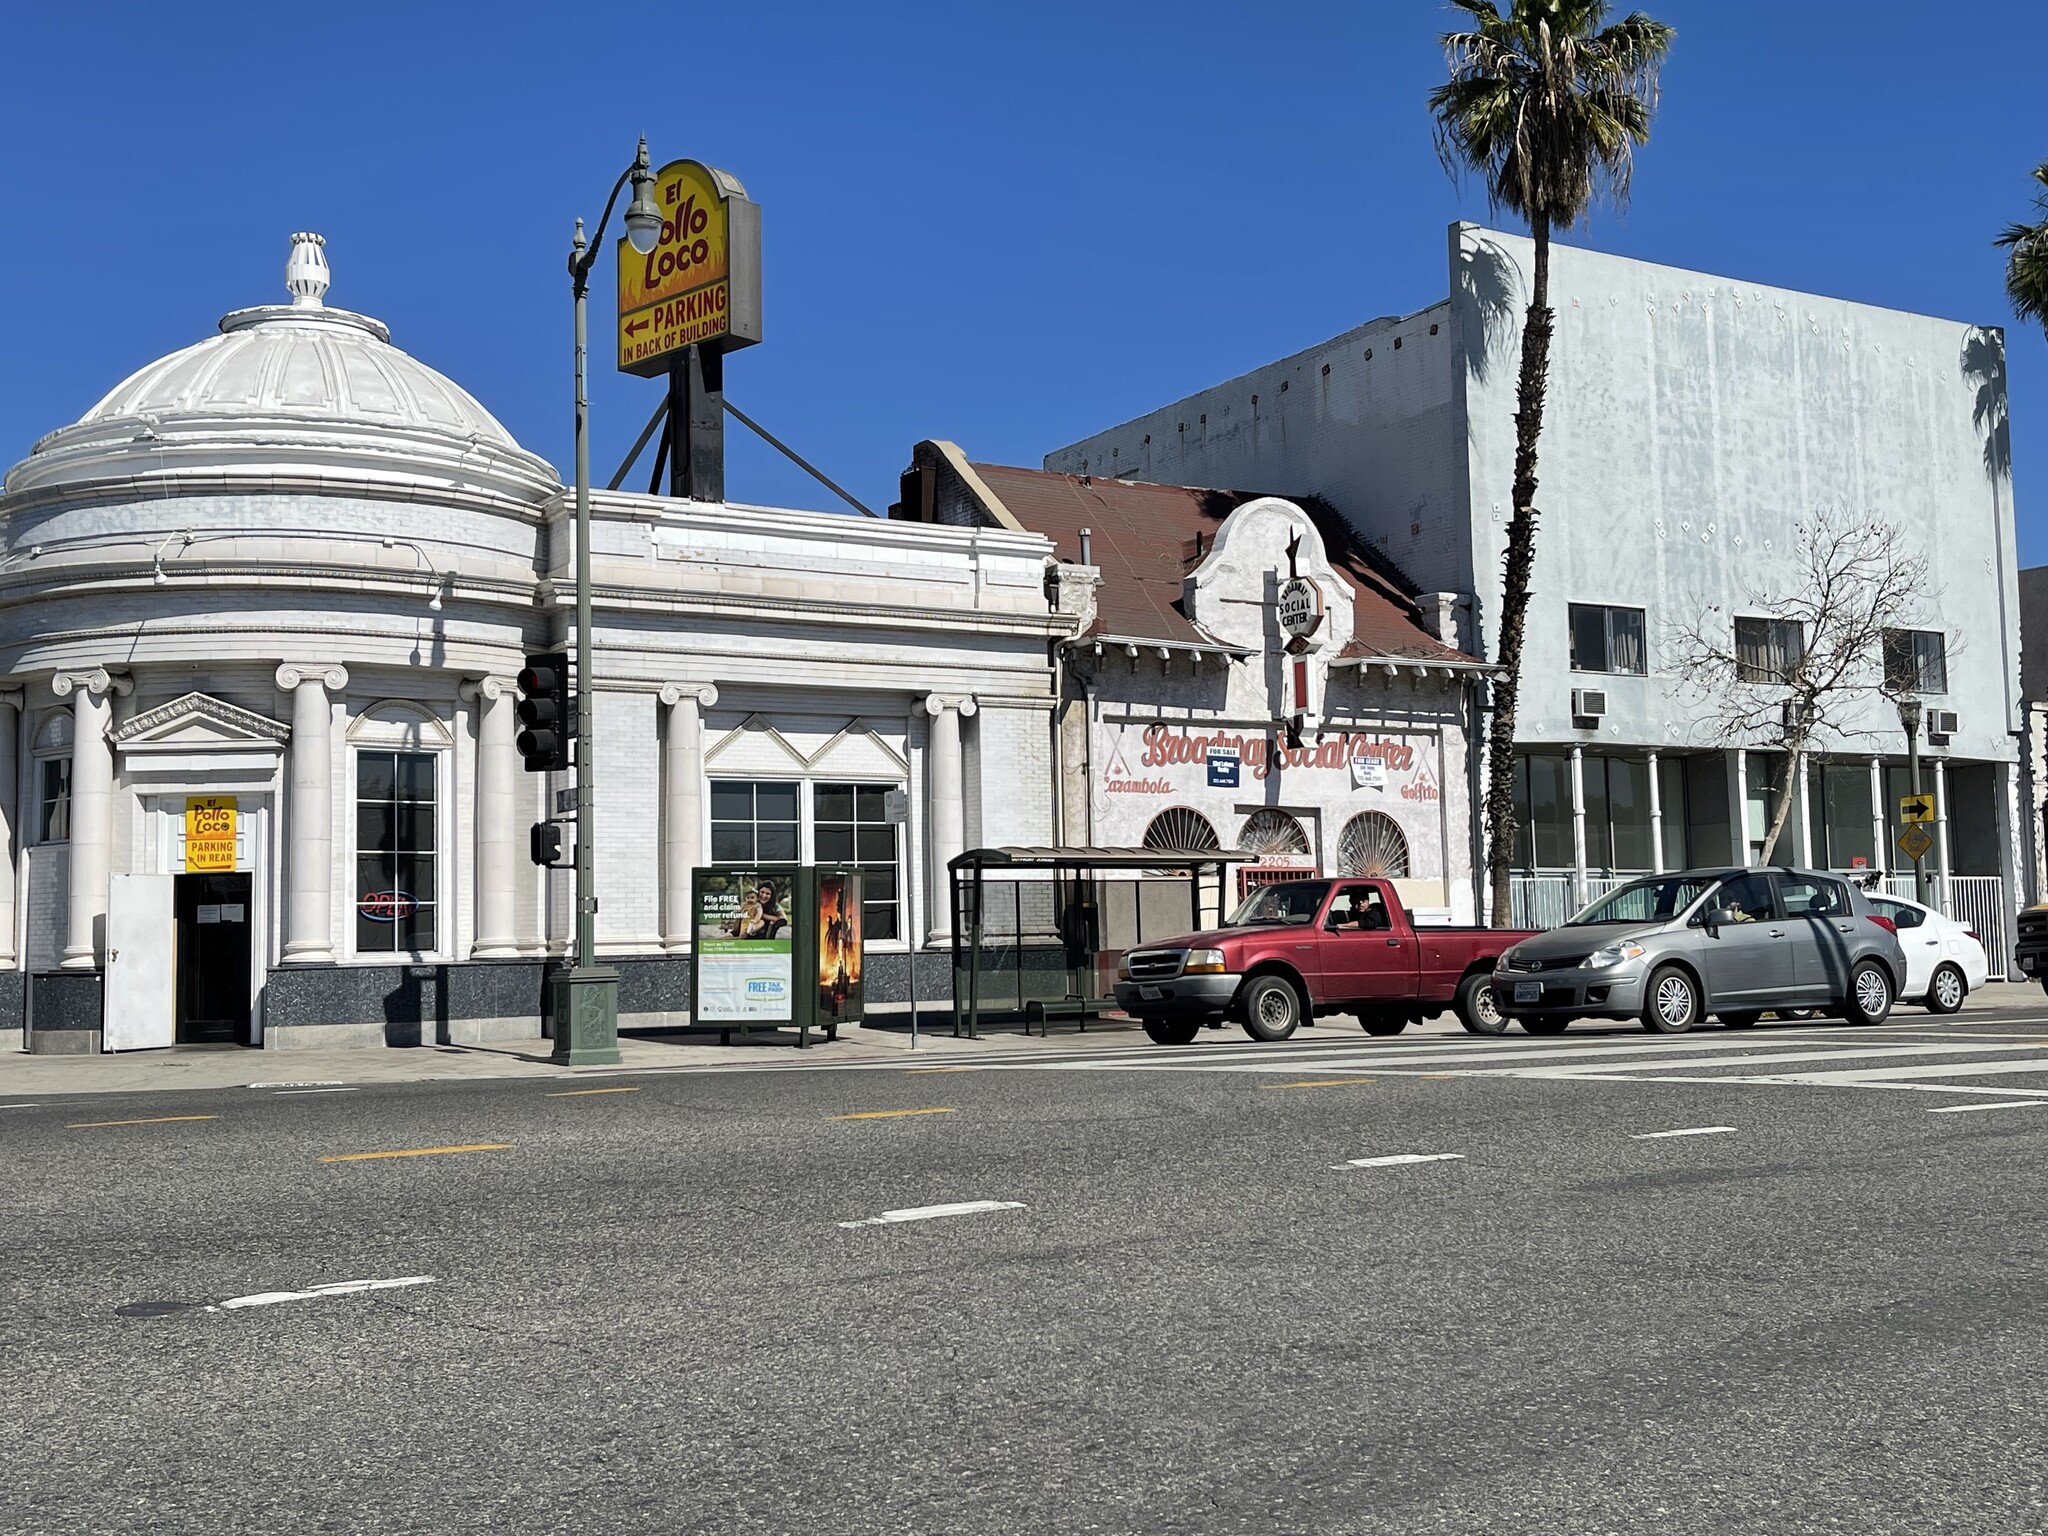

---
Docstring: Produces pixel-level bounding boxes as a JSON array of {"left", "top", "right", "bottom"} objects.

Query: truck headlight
[
  {"left": 1182, "top": 949, "right": 1227, "bottom": 974},
  {"left": 1581, "top": 943, "right": 1646, "bottom": 970},
  {"left": 1117, "top": 958, "right": 1132, "bottom": 981}
]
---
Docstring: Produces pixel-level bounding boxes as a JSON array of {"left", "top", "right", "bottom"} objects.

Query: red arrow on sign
[{"left": 625, "top": 318, "right": 650, "bottom": 336}]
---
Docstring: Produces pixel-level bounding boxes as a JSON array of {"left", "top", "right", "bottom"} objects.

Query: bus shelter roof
[{"left": 949, "top": 845, "right": 1256, "bottom": 871}]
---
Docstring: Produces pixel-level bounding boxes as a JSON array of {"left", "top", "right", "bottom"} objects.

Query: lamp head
[
  {"left": 623, "top": 137, "right": 662, "bottom": 256},
  {"left": 1898, "top": 695, "right": 1923, "bottom": 731}
]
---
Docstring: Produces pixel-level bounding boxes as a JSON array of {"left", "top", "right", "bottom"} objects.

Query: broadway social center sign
[{"left": 1102, "top": 724, "right": 1438, "bottom": 801}]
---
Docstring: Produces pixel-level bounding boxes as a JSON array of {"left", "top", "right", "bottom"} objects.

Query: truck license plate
[
  {"left": 1513, "top": 982, "right": 1541, "bottom": 1003},
  {"left": 1140, "top": 986, "right": 1163, "bottom": 1001}
]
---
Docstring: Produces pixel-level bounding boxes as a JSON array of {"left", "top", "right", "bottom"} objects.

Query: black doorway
[{"left": 175, "top": 872, "right": 252, "bottom": 1044}]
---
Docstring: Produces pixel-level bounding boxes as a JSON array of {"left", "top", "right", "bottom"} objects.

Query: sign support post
[{"left": 667, "top": 345, "right": 725, "bottom": 503}]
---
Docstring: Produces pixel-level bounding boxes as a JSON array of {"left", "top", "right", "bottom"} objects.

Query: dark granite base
[
  {"left": 265, "top": 961, "right": 550, "bottom": 1047},
  {"left": 26, "top": 970, "right": 104, "bottom": 1055},
  {"left": 0, "top": 970, "right": 23, "bottom": 1032}
]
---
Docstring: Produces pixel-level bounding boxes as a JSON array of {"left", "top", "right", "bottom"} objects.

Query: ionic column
[
  {"left": 660, "top": 683, "right": 718, "bottom": 949},
  {"left": 923, "top": 693, "right": 977, "bottom": 943},
  {"left": 0, "top": 686, "right": 20, "bottom": 966},
  {"left": 462, "top": 676, "right": 518, "bottom": 958},
  {"left": 276, "top": 664, "right": 348, "bottom": 964},
  {"left": 53, "top": 669, "right": 129, "bottom": 969}
]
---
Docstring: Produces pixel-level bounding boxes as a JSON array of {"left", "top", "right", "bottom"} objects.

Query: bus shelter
[{"left": 946, "top": 845, "right": 1254, "bottom": 1039}]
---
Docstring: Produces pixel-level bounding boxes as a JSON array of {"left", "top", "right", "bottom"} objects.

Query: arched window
[
  {"left": 1238, "top": 809, "right": 1310, "bottom": 859},
  {"left": 1337, "top": 812, "right": 1411, "bottom": 878},
  {"left": 1142, "top": 808, "right": 1220, "bottom": 853}
]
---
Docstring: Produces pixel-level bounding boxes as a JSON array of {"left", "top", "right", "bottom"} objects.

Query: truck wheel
[
  {"left": 1641, "top": 965, "right": 1699, "bottom": 1033},
  {"left": 1240, "top": 976, "right": 1303, "bottom": 1042},
  {"left": 1926, "top": 963, "right": 1967, "bottom": 1015},
  {"left": 1846, "top": 960, "right": 1895, "bottom": 1025},
  {"left": 1360, "top": 1013, "right": 1407, "bottom": 1037},
  {"left": 1454, "top": 973, "right": 1508, "bottom": 1035},
  {"left": 1520, "top": 1016, "right": 1570, "bottom": 1036}
]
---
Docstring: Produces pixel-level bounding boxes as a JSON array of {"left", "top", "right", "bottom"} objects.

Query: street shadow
[{"left": 1961, "top": 326, "right": 2010, "bottom": 485}]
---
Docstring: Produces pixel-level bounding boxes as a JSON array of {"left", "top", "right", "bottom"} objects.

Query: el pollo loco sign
[{"left": 617, "top": 159, "right": 762, "bottom": 376}]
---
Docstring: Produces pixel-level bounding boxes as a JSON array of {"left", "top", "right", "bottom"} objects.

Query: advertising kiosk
[{"left": 690, "top": 865, "right": 864, "bottom": 1046}]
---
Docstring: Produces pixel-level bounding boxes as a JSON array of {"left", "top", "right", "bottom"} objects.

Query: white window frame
[
  {"left": 345, "top": 701, "right": 454, "bottom": 965},
  {"left": 30, "top": 709, "right": 74, "bottom": 848},
  {"left": 704, "top": 773, "right": 909, "bottom": 951}
]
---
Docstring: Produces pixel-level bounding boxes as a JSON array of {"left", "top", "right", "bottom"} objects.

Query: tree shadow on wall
[
  {"left": 1961, "top": 326, "right": 2011, "bottom": 486},
  {"left": 1456, "top": 235, "right": 1522, "bottom": 385}
]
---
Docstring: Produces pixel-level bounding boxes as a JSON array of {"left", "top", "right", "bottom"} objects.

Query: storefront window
[
  {"left": 356, "top": 751, "right": 436, "bottom": 954},
  {"left": 813, "top": 783, "right": 900, "bottom": 940},
  {"left": 1511, "top": 753, "right": 1574, "bottom": 870},
  {"left": 709, "top": 780, "right": 799, "bottom": 862},
  {"left": 37, "top": 757, "right": 70, "bottom": 843}
]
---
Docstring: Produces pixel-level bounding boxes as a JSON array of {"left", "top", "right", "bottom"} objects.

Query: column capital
[
  {"left": 0, "top": 684, "right": 22, "bottom": 709},
  {"left": 276, "top": 663, "right": 349, "bottom": 693},
  {"left": 921, "top": 693, "right": 977, "bottom": 718},
  {"left": 658, "top": 682, "right": 719, "bottom": 709},
  {"left": 52, "top": 668, "right": 132, "bottom": 700},
  {"left": 460, "top": 674, "right": 520, "bottom": 703}
]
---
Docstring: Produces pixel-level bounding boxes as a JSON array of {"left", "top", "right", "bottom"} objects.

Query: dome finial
[{"left": 285, "top": 232, "right": 329, "bottom": 308}]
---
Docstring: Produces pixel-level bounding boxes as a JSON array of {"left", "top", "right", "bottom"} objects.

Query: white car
[{"left": 1863, "top": 892, "right": 1990, "bottom": 1013}]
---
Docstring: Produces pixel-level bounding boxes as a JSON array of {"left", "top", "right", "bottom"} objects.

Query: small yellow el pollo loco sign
[
  {"left": 185, "top": 795, "right": 237, "bottom": 872},
  {"left": 616, "top": 158, "right": 761, "bottom": 376}
]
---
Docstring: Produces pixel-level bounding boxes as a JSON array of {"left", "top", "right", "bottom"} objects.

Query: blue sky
[{"left": 3, "top": 2, "right": 2044, "bottom": 556}]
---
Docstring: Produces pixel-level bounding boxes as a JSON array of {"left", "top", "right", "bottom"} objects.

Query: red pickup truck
[{"left": 1112, "top": 877, "right": 1538, "bottom": 1044}]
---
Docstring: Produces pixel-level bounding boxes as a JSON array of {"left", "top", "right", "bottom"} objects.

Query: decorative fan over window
[
  {"left": 1141, "top": 808, "right": 1220, "bottom": 854},
  {"left": 1239, "top": 809, "right": 1311, "bottom": 859},
  {"left": 1337, "top": 811, "right": 1410, "bottom": 878}
]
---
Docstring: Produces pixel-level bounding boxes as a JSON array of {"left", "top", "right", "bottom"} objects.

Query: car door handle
[
  {"left": 1835, "top": 922, "right": 1856, "bottom": 933},
  {"left": 1385, "top": 937, "right": 1401, "bottom": 947},
  {"left": 1768, "top": 929, "right": 1785, "bottom": 937},
  {"left": 1295, "top": 945, "right": 1313, "bottom": 952}
]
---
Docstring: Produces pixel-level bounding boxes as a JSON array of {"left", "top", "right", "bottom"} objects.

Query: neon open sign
[{"left": 357, "top": 891, "right": 418, "bottom": 922}]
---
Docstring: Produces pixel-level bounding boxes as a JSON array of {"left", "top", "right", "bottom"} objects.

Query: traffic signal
[
  {"left": 516, "top": 652, "right": 571, "bottom": 772},
  {"left": 530, "top": 821, "right": 564, "bottom": 867}
]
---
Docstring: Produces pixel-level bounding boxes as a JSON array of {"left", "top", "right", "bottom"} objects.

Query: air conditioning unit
[
  {"left": 1929, "top": 709, "right": 1959, "bottom": 741},
  {"left": 1570, "top": 688, "right": 1608, "bottom": 723}
]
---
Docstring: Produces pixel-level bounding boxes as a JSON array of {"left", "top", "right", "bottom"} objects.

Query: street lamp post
[
  {"left": 552, "top": 140, "right": 664, "bottom": 1066},
  {"left": 1898, "top": 696, "right": 1929, "bottom": 907}
]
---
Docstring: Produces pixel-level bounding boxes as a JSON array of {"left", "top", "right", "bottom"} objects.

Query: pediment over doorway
[{"left": 111, "top": 691, "right": 291, "bottom": 751}]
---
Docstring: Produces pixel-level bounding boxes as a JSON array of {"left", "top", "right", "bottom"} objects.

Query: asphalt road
[{"left": 8, "top": 1016, "right": 2048, "bottom": 1535}]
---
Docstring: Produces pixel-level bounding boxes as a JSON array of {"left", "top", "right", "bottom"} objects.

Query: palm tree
[
  {"left": 1998, "top": 162, "right": 2048, "bottom": 334},
  {"left": 1428, "top": 1, "right": 1672, "bottom": 926}
]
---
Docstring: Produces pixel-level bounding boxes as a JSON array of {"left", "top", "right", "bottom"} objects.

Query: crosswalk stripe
[{"left": 1475, "top": 1041, "right": 2048, "bottom": 1079}]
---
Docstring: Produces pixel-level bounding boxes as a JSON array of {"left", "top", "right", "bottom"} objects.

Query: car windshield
[
  {"left": 1567, "top": 875, "right": 1718, "bottom": 925},
  {"left": 1226, "top": 881, "right": 1331, "bottom": 927}
]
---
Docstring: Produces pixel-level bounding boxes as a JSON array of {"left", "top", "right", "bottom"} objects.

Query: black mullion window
[
  {"left": 1568, "top": 604, "right": 1647, "bottom": 675},
  {"left": 356, "top": 750, "right": 437, "bottom": 954},
  {"left": 709, "top": 780, "right": 800, "bottom": 863},
  {"left": 813, "top": 782, "right": 901, "bottom": 940},
  {"left": 1735, "top": 616, "right": 1805, "bottom": 683},
  {"left": 38, "top": 757, "right": 70, "bottom": 843}
]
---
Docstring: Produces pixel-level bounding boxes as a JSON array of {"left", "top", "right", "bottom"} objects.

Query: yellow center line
[
  {"left": 906, "top": 1066, "right": 977, "bottom": 1074},
  {"left": 1265, "top": 1078, "right": 1377, "bottom": 1090},
  {"left": 67, "top": 1114, "right": 220, "bottom": 1129},
  {"left": 319, "top": 1143, "right": 512, "bottom": 1163},
  {"left": 828, "top": 1107, "right": 956, "bottom": 1121},
  {"left": 544, "top": 1086, "right": 642, "bottom": 1097}
]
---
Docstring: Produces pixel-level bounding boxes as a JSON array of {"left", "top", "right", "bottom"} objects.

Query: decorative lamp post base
[{"left": 550, "top": 966, "right": 622, "bottom": 1066}]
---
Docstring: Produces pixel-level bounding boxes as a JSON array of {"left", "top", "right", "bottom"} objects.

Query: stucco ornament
[{"left": 1180, "top": 497, "right": 1355, "bottom": 656}]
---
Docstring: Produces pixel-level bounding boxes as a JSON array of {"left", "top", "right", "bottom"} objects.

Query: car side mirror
[{"left": 1704, "top": 906, "right": 1738, "bottom": 933}]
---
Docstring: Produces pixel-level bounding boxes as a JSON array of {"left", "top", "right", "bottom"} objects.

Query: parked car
[
  {"left": 1859, "top": 889, "right": 1989, "bottom": 1013},
  {"left": 1493, "top": 867, "right": 1908, "bottom": 1035},
  {"left": 2014, "top": 901, "right": 2048, "bottom": 995},
  {"left": 1113, "top": 878, "right": 1538, "bottom": 1044}
]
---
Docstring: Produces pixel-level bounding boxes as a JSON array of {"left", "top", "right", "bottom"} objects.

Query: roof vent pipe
[{"left": 1079, "top": 527, "right": 1092, "bottom": 566}]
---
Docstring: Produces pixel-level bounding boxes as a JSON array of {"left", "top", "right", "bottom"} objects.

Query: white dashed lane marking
[
  {"left": 1337, "top": 1153, "right": 1466, "bottom": 1169},
  {"left": 1631, "top": 1126, "right": 1737, "bottom": 1139},
  {"left": 838, "top": 1200, "right": 1026, "bottom": 1229},
  {"left": 1926, "top": 1100, "right": 2048, "bottom": 1114}
]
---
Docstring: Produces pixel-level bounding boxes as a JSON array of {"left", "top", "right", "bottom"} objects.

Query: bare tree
[{"left": 1673, "top": 508, "right": 1935, "bottom": 864}]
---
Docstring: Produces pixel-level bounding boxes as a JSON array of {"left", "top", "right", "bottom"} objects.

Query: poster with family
[{"left": 696, "top": 870, "right": 794, "bottom": 1022}]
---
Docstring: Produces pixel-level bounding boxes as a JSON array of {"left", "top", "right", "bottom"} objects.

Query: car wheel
[
  {"left": 1240, "top": 976, "right": 1303, "bottom": 1042},
  {"left": 1454, "top": 973, "right": 1509, "bottom": 1035},
  {"left": 1642, "top": 965, "right": 1700, "bottom": 1034},
  {"left": 1925, "top": 963, "right": 1967, "bottom": 1015},
  {"left": 1520, "top": 1016, "right": 1570, "bottom": 1036},
  {"left": 1142, "top": 1019, "right": 1202, "bottom": 1046},
  {"left": 1360, "top": 1013, "right": 1407, "bottom": 1037},
  {"left": 1719, "top": 1011, "right": 1762, "bottom": 1029},
  {"left": 1846, "top": 960, "right": 1895, "bottom": 1026}
]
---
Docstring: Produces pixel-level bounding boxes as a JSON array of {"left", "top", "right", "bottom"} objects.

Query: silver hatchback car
[{"left": 1494, "top": 867, "right": 1909, "bottom": 1035}]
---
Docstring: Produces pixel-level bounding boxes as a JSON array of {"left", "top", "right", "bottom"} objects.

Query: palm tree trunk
[
  {"left": 1486, "top": 214, "right": 1553, "bottom": 926},
  {"left": 1756, "top": 744, "right": 1802, "bottom": 865}
]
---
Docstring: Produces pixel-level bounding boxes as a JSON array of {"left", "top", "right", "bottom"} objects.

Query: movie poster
[
  {"left": 817, "top": 871, "right": 863, "bottom": 1022},
  {"left": 696, "top": 870, "right": 794, "bottom": 1021}
]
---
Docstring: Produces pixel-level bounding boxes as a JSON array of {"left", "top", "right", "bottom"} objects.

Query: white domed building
[{"left": 1, "top": 235, "right": 1072, "bottom": 1052}]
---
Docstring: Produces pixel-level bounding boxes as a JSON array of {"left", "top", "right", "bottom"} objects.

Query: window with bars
[
  {"left": 1734, "top": 616, "right": 1805, "bottom": 683},
  {"left": 355, "top": 751, "right": 437, "bottom": 954},
  {"left": 709, "top": 780, "right": 800, "bottom": 863},
  {"left": 37, "top": 757, "right": 70, "bottom": 843},
  {"left": 1882, "top": 628, "right": 1948, "bottom": 694},
  {"left": 813, "top": 783, "right": 901, "bottom": 941},
  {"left": 1568, "top": 603, "right": 1647, "bottom": 674}
]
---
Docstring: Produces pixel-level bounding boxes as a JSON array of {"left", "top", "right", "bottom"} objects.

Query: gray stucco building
[{"left": 1049, "top": 223, "right": 2021, "bottom": 953}]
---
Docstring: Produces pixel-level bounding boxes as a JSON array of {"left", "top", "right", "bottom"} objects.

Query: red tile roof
[{"left": 965, "top": 462, "right": 1472, "bottom": 662}]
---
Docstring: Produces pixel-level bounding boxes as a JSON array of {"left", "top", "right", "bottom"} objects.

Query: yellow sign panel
[
  {"left": 185, "top": 795, "right": 237, "bottom": 872},
  {"left": 616, "top": 158, "right": 761, "bottom": 376},
  {"left": 1897, "top": 824, "right": 1935, "bottom": 862},
  {"left": 1898, "top": 793, "right": 1936, "bottom": 825}
]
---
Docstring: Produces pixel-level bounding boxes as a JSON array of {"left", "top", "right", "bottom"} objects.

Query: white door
[{"left": 104, "top": 873, "right": 176, "bottom": 1051}]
